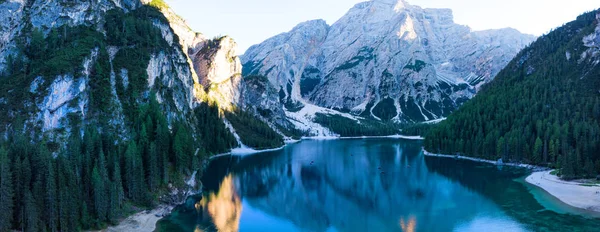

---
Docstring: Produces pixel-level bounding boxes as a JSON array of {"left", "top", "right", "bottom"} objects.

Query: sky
[{"left": 165, "top": 0, "right": 599, "bottom": 54}]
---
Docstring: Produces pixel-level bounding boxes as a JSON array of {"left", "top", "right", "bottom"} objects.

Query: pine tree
[
  {"left": 533, "top": 137, "right": 543, "bottom": 164},
  {"left": 111, "top": 159, "right": 124, "bottom": 210},
  {"left": 124, "top": 141, "right": 145, "bottom": 203},
  {"left": 18, "top": 156, "right": 31, "bottom": 230},
  {"left": 156, "top": 116, "right": 170, "bottom": 185},
  {"left": 496, "top": 137, "right": 505, "bottom": 160},
  {"left": 124, "top": 141, "right": 137, "bottom": 199},
  {"left": 23, "top": 190, "right": 38, "bottom": 232},
  {"left": 584, "top": 159, "right": 596, "bottom": 178},
  {"left": 80, "top": 201, "right": 91, "bottom": 229},
  {"left": 172, "top": 125, "right": 186, "bottom": 174},
  {"left": 92, "top": 163, "right": 107, "bottom": 222},
  {"left": 0, "top": 148, "right": 13, "bottom": 232},
  {"left": 45, "top": 159, "right": 58, "bottom": 232},
  {"left": 147, "top": 142, "right": 159, "bottom": 191}
]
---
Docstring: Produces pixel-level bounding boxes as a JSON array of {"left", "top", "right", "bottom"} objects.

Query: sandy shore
[
  {"left": 526, "top": 170, "right": 600, "bottom": 212},
  {"left": 100, "top": 205, "right": 171, "bottom": 232}
]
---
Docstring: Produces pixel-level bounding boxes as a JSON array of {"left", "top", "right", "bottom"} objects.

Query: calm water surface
[{"left": 157, "top": 139, "right": 600, "bottom": 232}]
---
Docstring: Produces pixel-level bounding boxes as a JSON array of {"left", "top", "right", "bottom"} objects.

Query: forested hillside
[
  {"left": 425, "top": 10, "right": 600, "bottom": 179},
  {"left": 0, "top": 2, "right": 239, "bottom": 231}
]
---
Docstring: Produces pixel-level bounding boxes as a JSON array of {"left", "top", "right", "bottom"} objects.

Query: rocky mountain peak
[{"left": 242, "top": 0, "right": 537, "bottom": 126}]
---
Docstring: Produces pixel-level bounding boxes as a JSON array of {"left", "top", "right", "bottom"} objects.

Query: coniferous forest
[
  {"left": 425, "top": 10, "right": 600, "bottom": 179},
  {"left": 225, "top": 108, "right": 284, "bottom": 149},
  {"left": 314, "top": 113, "right": 400, "bottom": 137},
  {"left": 0, "top": 97, "right": 238, "bottom": 231}
]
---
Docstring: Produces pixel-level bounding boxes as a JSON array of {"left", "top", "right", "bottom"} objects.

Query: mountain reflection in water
[{"left": 156, "top": 139, "right": 600, "bottom": 232}]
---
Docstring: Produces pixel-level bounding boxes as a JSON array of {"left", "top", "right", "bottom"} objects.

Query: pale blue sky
[{"left": 165, "top": 0, "right": 599, "bottom": 54}]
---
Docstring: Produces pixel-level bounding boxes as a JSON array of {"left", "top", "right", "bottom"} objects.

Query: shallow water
[{"left": 156, "top": 138, "right": 600, "bottom": 232}]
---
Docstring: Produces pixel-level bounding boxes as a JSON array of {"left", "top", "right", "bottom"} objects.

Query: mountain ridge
[{"left": 241, "top": 0, "right": 536, "bottom": 133}]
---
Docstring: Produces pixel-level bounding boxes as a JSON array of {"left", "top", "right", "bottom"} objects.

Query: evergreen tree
[
  {"left": 533, "top": 137, "right": 543, "bottom": 164},
  {"left": 23, "top": 190, "right": 38, "bottom": 232},
  {"left": 147, "top": 142, "right": 159, "bottom": 191},
  {"left": 45, "top": 159, "right": 58, "bottom": 232},
  {"left": 124, "top": 141, "right": 139, "bottom": 199},
  {"left": 156, "top": 115, "right": 170, "bottom": 185},
  {"left": 92, "top": 163, "right": 108, "bottom": 222},
  {"left": 0, "top": 148, "right": 13, "bottom": 232}
]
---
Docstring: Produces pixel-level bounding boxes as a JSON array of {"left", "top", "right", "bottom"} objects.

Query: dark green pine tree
[
  {"left": 110, "top": 159, "right": 124, "bottom": 213},
  {"left": 91, "top": 163, "right": 107, "bottom": 223},
  {"left": 57, "top": 154, "right": 79, "bottom": 232},
  {"left": 147, "top": 142, "right": 159, "bottom": 191},
  {"left": 18, "top": 156, "right": 31, "bottom": 231},
  {"left": 172, "top": 124, "right": 188, "bottom": 174},
  {"left": 533, "top": 137, "right": 543, "bottom": 164},
  {"left": 23, "top": 190, "right": 38, "bottom": 232},
  {"left": 0, "top": 147, "right": 13, "bottom": 232},
  {"left": 124, "top": 141, "right": 145, "bottom": 203},
  {"left": 45, "top": 159, "right": 58, "bottom": 232},
  {"left": 156, "top": 114, "right": 170, "bottom": 185}
]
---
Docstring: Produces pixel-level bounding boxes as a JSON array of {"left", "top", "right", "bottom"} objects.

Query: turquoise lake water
[{"left": 156, "top": 138, "right": 600, "bottom": 232}]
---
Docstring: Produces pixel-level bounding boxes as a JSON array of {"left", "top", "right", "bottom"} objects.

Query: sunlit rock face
[
  {"left": 242, "top": 0, "right": 536, "bottom": 123},
  {"left": 0, "top": 0, "right": 221, "bottom": 143},
  {"left": 191, "top": 37, "right": 243, "bottom": 109}
]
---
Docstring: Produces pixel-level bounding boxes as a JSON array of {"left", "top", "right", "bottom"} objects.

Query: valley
[{"left": 0, "top": 0, "right": 599, "bottom": 231}]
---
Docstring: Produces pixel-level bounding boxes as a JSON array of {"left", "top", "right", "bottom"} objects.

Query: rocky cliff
[
  {"left": 242, "top": 0, "right": 536, "bottom": 124},
  {"left": 0, "top": 0, "right": 250, "bottom": 145}
]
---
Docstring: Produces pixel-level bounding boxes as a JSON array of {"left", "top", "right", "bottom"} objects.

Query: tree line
[{"left": 314, "top": 113, "right": 400, "bottom": 137}]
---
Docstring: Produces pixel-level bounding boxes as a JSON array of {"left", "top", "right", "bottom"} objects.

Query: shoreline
[
  {"left": 422, "top": 150, "right": 600, "bottom": 215},
  {"left": 102, "top": 172, "right": 200, "bottom": 232},
  {"left": 101, "top": 205, "right": 171, "bottom": 232},
  {"left": 302, "top": 134, "right": 424, "bottom": 140},
  {"left": 224, "top": 134, "right": 424, "bottom": 157},
  {"left": 422, "top": 150, "right": 546, "bottom": 170},
  {"left": 525, "top": 170, "right": 600, "bottom": 213}
]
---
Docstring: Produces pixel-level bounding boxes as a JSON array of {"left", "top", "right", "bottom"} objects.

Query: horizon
[{"left": 166, "top": 0, "right": 599, "bottom": 54}]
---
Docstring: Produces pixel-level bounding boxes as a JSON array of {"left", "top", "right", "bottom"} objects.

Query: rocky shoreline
[{"left": 101, "top": 170, "right": 202, "bottom": 232}]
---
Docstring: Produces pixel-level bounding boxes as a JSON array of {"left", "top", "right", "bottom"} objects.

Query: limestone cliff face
[
  {"left": 582, "top": 12, "right": 600, "bottom": 64},
  {"left": 191, "top": 36, "right": 243, "bottom": 109},
  {"left": 0, "top": 0, "right": 234, "bottom": 143},
  {"left": 242, "top": 0, "right": 537, "bottom": 123}
]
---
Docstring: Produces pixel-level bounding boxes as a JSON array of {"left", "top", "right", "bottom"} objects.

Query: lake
[{"left": 156, "top": 138, "right": 600, "bottom": 232}]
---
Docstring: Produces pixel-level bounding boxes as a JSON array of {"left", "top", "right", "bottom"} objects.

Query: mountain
[
  {"left": 241, "top": 0, "right": 535, "bottom": 127},
  {"left": 0, "top": 0, "right": 285, "bottom": 230},
  {"left": 425, "top": 10, "right": 600, "bottom": 179}
]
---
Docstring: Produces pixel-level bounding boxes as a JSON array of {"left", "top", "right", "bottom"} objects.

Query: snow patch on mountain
[{"left": 242, "top": 0, "right": 536, "bottom": 125}]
